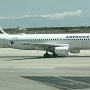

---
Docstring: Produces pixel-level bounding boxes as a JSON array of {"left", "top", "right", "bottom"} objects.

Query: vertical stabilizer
[{"left": 0, "top": 27, "right": 7, "bottom": 34}]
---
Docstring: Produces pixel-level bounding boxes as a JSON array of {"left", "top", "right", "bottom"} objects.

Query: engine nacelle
[
  {"left": 70, "top": 49, "right": 81, "bottom": 53},
  {"left": 54, "top": 47, "right": 69, "bottom": 56}
]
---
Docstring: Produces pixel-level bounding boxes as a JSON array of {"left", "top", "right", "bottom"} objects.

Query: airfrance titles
[{"left": 66, "top": 35, "right": 89, "bottom": 38}]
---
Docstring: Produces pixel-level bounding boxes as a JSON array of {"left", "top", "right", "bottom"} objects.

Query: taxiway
[{"left": 0, "top": 48, "right": 90, "bottom": 90}]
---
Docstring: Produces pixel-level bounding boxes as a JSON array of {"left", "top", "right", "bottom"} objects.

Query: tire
[{"left": 44, "top": 53, "right": 49, "bottom": 58}]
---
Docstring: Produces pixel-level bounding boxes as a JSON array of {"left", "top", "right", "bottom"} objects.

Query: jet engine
[
  {"left": 70, "top": 49, "right": 81, "bottom": 53},
  {"left": 54, "top": 47, "right": 69, "bottom": 56}
]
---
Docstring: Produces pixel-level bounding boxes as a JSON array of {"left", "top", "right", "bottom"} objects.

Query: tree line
[{"left": 4, "top": 26, "right": 90, "bottom": 34}]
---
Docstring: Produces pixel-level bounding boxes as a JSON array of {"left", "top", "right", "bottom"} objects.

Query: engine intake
[{"left": 54, "top": 47, "right": 69, "bottom": 56}]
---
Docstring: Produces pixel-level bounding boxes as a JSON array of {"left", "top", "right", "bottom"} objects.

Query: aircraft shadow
[
  {"left": 68, "top": 55, "right": 90, "bottom": 57},
  {"left": 1, "top": 55, "right": 90, "bottom": 61},
  {"left": 3, "top": 56, "right": 44, "bottom": 61}
]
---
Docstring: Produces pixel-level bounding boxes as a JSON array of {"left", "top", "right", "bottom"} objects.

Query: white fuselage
[{"left": 0, "top": 33, "right": 90, "bottom": 50}]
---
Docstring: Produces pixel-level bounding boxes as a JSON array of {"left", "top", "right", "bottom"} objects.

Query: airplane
[{"left": 0, "top": 27, "right": 90, "bottom": 58}]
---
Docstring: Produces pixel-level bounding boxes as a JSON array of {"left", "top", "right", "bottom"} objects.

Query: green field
[{"left": 4, "top": 26, "right": 90, "bottom": 34}]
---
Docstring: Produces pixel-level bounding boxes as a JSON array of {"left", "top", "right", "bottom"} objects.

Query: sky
[{"left": 0, "top": 0, "right": 90, "bottom": 28}]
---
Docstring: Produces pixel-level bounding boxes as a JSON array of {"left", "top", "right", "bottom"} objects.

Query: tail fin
[{"left": 0, "top": 27, "right": 7, "bottom": 34}]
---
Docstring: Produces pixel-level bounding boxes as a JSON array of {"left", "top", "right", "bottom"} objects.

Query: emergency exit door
[{"left": 4, "top": 36, "right": 8, "bottom": 45}]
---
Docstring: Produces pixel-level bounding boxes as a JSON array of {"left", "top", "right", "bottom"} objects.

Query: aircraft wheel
[
  {"left": 53, "top": 52, "right": 58, "bottom": 57},
  {"left": 44, "top": 53, "right": 49, "bottom": 58}
]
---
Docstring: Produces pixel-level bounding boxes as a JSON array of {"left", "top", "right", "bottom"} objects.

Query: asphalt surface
[{"left": 0, "top": 48, "right": 90, "bottom": 90}]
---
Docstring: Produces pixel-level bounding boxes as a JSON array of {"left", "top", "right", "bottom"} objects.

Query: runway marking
[
  {"left": 21, "top": 76, "right": 73, "bottom": 90},
  {"left": 22, "top": 76, "right": 90, "bottom": 89},
  {"left": 58, "top": 77, "right": 90, "bottom": 86},
  {"left": 37, "top": 81, "right": 73, "bottom": 90},
  {"left": 0, "top": 74, "right": 73, "bottom": 90}
]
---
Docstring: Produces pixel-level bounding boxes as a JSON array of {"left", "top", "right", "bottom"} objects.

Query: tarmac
[{"left": 0, "top": 48, "right": 90, "bottom": 90}]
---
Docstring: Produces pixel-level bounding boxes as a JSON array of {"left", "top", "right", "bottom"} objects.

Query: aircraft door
[
  {"left": 4, "top": 36, "right": 8, "bottom": 45},
  {"left": 60, "top": 38, "right": 63, "bottom": 44}
]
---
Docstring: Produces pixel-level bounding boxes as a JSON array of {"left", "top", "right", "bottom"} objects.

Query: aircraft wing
[{"left": 19, "top": 42, "right": 70, "bottom": 47}]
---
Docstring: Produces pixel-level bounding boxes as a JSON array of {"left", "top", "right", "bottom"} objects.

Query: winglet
[{"left": 0, "top": 27, "right": 7, "bottom": 34}]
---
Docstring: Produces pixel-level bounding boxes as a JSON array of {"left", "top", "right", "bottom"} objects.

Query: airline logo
[{"left": 66, "top": 36, "right": 89, "bottom": 38}]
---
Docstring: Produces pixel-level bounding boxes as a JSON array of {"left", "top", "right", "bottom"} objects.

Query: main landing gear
[
  {"left": 44, "top": 53, "right": 49, "bottom": 58},
  {"left": 53, "top": 52, "right": 58, "bottom": 57},
  {"left": 44, "top": 52, "right": 58, "bottom": 58}
]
